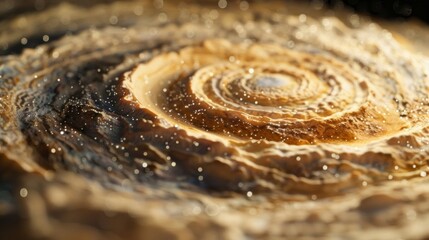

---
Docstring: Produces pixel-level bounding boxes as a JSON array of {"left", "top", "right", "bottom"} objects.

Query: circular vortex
[
  {"left": 118, "top": 33, "right": 429, "bottom": 195},
  {"left": 2, "top": 1, "right": 429, "bottom": 239},
  {"left": 124, "top": 39, "right": 405, "bottom": 144}
]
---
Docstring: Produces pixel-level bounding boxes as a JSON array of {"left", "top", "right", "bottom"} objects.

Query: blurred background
[
  {"left": 1, "top": 0, "right": 428, "bottom": 22},
  {"left": 1, "top": 0, "right": 429, "bottom": 56},
  {"left": 323, "top": 0, "right": 429, "bottom": 23}
]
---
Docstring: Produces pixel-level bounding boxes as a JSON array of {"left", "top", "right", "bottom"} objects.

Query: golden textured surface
[{"left": 1, "top": 1, "right": 429, "bottom": 239}]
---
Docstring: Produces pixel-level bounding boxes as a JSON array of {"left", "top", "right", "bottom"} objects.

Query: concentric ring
[
  {"left": 2, "top": 1, "right": 429, "bottom": 239},
  {"left": 124, "top": 39, "right": 409, "bottom": 145}
]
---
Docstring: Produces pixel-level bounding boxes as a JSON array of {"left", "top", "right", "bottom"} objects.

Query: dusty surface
[{"left": 1, "top": 1, "right": 429, "bottom": 239}]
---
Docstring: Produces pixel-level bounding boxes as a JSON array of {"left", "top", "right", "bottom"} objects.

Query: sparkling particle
[
  {"left": 20, "top": 188, "right": 28, "bottom": 198},
  {"left": 42, "top": 35, "right": 49, "bottom": 42},
  {"left": 20, "top": 37, "right": 28, "bottom": 45},
  {"left": 298, "top": 14, "right": 307, "bottom": 23},
  {"left": 239, "top": 1, "right": 249, "bottom": 11},
  {"left": 158, "top": 12, "right": 168, "bottom": 22},
  {"left": 218, "top": 0, "right": 227, "bottom": 9},
  {"left": 109, "top": 16, "right": 118, "bottom": 25}
]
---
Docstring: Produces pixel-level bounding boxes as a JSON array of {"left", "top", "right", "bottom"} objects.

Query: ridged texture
[{"left": 1, "top": 1, "right": 429, "bottom": 239}]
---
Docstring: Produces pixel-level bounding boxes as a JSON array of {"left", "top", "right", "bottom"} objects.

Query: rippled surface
[{"left": 2, "top": 1, "right": 429, "bottom": 239}]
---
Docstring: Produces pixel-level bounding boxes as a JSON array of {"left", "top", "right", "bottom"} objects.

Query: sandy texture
[{"left": 1, "top": 1, "right": 429, "bottom": 239}]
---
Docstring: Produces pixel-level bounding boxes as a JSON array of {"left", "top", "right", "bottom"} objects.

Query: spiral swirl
[
  {"left": 2, "top": 1, "right": 429, "bottom": 239},
  {"left": 124, "top": 38, "right": 408, "bottom": 145},
  {"left": 118, "top": 33, "right": 429, "bottom": 195}
]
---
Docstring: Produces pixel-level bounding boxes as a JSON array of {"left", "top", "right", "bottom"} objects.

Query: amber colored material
[{"left": 2, "top": 1, "right": 429, "bottom": 239}]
